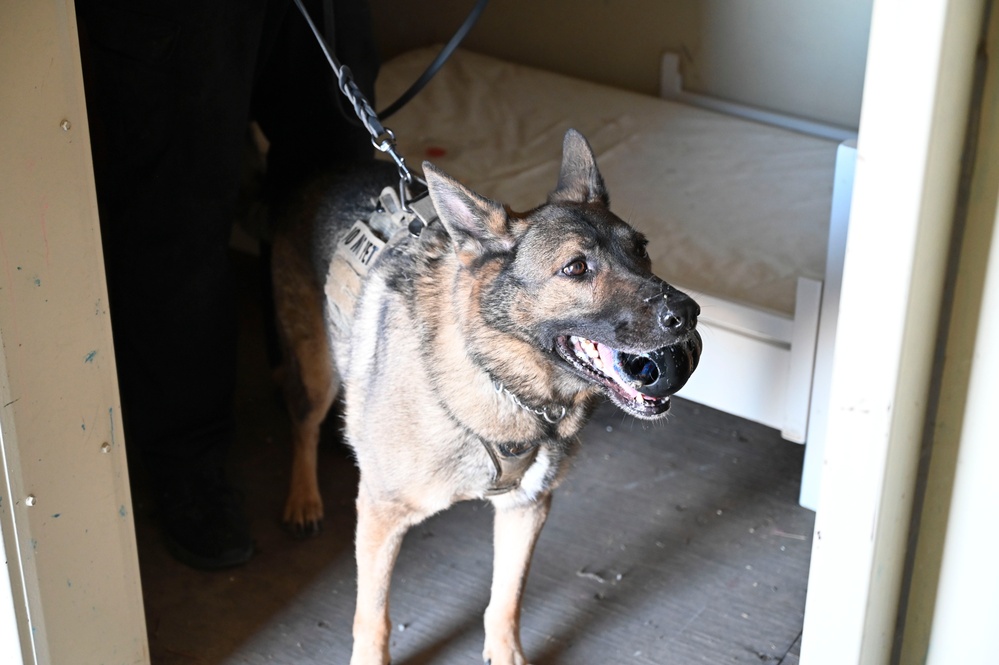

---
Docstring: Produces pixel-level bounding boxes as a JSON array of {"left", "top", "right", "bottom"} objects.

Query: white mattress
[{"left": 376, "top": 47, "right": 838, "bottom": 315}]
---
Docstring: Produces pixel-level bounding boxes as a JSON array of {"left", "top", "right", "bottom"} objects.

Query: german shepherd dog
[{"left": 272, "top": 129, "right": 701, "bottom": 665}]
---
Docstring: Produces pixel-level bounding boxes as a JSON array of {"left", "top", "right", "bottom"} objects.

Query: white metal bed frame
[{"left": 657, "top": 53, "right": 858, "bottom": 509}]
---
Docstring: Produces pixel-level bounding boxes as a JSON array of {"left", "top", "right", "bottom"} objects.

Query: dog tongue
[{"left": 597, "top": 343, "right": 643, "bottom": 400}]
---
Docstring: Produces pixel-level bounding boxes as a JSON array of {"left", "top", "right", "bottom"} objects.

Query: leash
[
  {"left": 293, "top": 0, "right": 415, "bottom": 205},
  {"left": 377, "top": 0, "right": 490, "bottom": 121},
  {"left": 293, "top": 0, "right": 488, "bottom": 234},
  {"left": 298, "top": 1, "right": 565, "bottom": 497}
]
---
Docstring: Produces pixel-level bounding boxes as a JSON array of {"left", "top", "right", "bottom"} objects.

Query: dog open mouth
[{"left": 555, "top": 333, "right": 702, "bottom": 419}]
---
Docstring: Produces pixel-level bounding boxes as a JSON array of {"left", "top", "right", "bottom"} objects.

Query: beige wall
[
  {"left": 697, "top": 0, "right": 872, "bottom": 128},
  {"left": 371, "top": 0, "right": 872, "bottom": 129}
]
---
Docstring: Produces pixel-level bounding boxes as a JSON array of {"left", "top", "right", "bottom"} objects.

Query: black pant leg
[
  {"left": 78, "top": 0, "right": 271, "bottom": 482},
  {"left": 251, "top": 0, "right": 381, "bottom": 368},
  {"left": 252, "top": 0, "right": 380, "bottom": 201}
]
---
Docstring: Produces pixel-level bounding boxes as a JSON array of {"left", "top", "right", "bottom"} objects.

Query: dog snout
[{"left": 660, "top": 289, "right": 699, "bottom": 335}]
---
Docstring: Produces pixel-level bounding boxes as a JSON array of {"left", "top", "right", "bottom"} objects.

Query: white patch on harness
[
  {"left": 325, "top": 187, "right": 412, "bottom": 337},
  {"left": 488, "top": 449, "right": 552, "bottom": 509},
  {"left": 340, "top": 220, "right": 386, "bottom": 273}
]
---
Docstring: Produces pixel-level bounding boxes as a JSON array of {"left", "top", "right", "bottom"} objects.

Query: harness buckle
[{"left": 405, "top": 193, "right": 440, "bottom": 237}]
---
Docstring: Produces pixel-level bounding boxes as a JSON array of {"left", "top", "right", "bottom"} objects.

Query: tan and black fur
[{"left": 272, "top": 130, "right": 701, "bottom": 665}]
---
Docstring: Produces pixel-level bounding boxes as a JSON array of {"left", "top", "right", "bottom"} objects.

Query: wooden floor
[{"left": 133, "top": 253, "right": 814, "bottom": 665}]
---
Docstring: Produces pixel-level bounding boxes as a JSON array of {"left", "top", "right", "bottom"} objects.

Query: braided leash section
[
  {"left": 335, "top": 65, "right": 384, "bottom": 144},
  {"left": 292, "top": 0, "right": 414, "bottom": 188}
]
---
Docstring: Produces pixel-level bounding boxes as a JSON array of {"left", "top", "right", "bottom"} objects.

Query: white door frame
[{"left": 801, "top": 0, "right": 993, "bottom": 662}]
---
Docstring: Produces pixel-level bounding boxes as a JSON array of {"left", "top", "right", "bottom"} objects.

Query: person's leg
[
  {"left": 78, "top": 0, "right": 271, "bottom": 568},
  {"left": 253, "top": 0, "right": 380, "bottom": 201},
  {"left": 252, "top": 0, "right": 380, "bottom": 370}
]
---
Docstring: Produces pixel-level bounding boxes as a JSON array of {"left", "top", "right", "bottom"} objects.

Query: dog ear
[
  {"left": 548, "top": 129, "right": 609, "bottom": 206},
  {"left": 423, "top": 161, "right": 515, "bottom": 262}
]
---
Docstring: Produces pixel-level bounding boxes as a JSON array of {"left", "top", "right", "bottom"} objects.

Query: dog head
[{"left": 424, "top": 129, "right": 701, "bottom": 420}]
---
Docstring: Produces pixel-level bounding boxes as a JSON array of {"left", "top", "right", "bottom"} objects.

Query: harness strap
[
  {"left": 480, "top": 380, "right": 572, "bottom": 495},
  {"left": 481, "top": 439, "right": 542, "bottom": 496},
  {"left": 406, "top": 192, "right": 439, "bottom": 236}
]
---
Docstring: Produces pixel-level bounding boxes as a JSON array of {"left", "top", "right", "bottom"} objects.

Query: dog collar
[{"left": 492, "top": 379, "right": 567, "bottom": 423}]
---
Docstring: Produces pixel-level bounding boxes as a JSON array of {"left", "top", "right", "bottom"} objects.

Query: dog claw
[
  {"left": 482, "top": 644, "right": 527, "bottom": 665},
  {"left": 282, "top": 490, "right": 324, "bottom": 538},
  {"left": 282, "top": 518, "right": 323, "bottom": 539}
]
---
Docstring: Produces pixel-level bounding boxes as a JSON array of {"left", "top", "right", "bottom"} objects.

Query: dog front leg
[
  {"left": 482, "top": 494, "right": 552, "bottom": 665},
  {"left": 350, "top": 489, "right": 415, "bottom": 665},
  {"left": 280, "top": 327, "right": 337, "bottom": 536},
  {"left": 283, "top": 416, "right": 327, "bottom": 535}
]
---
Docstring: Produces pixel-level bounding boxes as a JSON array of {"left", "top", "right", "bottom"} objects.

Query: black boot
[{"left": 157, "top": 468, "right": 255, "bottom": 570}]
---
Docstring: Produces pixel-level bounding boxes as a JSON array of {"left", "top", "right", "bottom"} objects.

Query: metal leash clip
[{"left": 293, "top": 0, "right": 473, "bottom": 237}]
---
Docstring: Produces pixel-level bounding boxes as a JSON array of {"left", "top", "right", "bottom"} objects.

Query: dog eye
[
  {"left": 637, "top": 240, "right": 649, "bottom": 259},
  {"left": 562, "top": 259, "right": 589, "bottom": 277}
]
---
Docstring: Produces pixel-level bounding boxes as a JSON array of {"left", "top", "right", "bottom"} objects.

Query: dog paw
[
  {"left": 349, "top": 641, "right": 391, "bottom": 665},
  {"left": 482, "top": 642, "right": 528, "bottom": 665},
  {"left": 282, "top": 494, "right": 324, "bottom": 538},
  {"left": 482, "top": 655, "right": 528, "bottom": 665},
  {"left": 282, "top": 515, "right": 323, "bottom": 539}
]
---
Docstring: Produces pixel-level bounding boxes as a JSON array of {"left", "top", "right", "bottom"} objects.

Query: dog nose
[{"left": 660, "top": 290, "right": 699, "bottom": 334}]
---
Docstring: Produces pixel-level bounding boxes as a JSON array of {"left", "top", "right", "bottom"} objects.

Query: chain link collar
[{"left": 492, "top": 379, "right": 568, "bottom": 424}]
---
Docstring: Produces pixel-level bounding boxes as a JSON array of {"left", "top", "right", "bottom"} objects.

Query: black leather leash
[
  {"left": 293, "top": 0, "right": 488, "bottom": 226},
  {"left": 298, "top": 1, "right": 564, "bottom": 497},
  {"left": 375, "top": 0, "right": 490, "bottom": 120}
]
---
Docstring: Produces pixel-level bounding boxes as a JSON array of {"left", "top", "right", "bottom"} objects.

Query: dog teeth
[
  {"left": 572, "top": 336, "right": 600, "bottom": 359},
  {"left": 567, "top": 336, "right": 667, "bottom": 410},
  {"left": 571, "top": 336, "right": 603, "bottom": 371}
]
